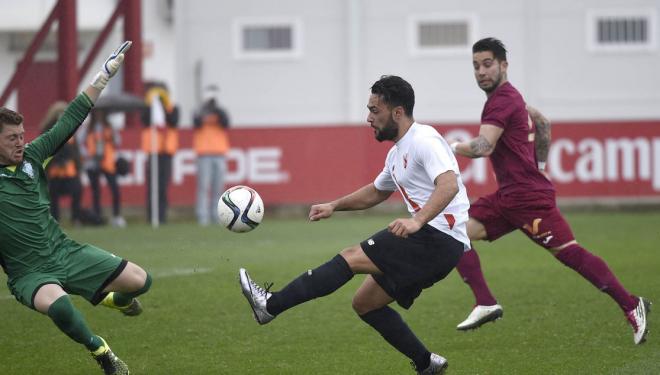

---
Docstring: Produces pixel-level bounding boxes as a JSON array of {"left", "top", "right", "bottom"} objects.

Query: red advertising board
[
  {"left": 440, "top": 121, "right": 660, "bottom": 201},
  {"left": 52, "top": 121, "right": 660, "bottom": 207}
]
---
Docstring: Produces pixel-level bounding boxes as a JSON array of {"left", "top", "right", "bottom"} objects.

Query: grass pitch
[{"left": 0, "top": 211, "right": 658, "bottom": 374}]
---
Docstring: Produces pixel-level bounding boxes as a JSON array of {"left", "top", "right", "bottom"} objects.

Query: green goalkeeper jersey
[{"left": 0, "top": 93, "right": 93, "bottom": 279}]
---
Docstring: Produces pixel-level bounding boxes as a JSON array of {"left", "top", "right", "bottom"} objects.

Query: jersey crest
[{"left": 22, "top": 161, "right": 35, "bottom": 179}]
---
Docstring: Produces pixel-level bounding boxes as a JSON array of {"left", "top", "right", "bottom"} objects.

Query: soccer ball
[{"left": 217, "top": 185, "right": 264, "bottom": 233}]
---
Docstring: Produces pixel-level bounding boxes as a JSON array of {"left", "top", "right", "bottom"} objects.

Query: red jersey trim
[
  {"left": 444, "top": 214, "right": 455, "bottom": 229},
  {"left": 392, "top": 172, "right": 421, "bottom": 212}
]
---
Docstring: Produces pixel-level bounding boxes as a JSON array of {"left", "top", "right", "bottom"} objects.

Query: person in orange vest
[
  {"left": 84, "top": 109, "right": 125, "bottom": 227},
  {"left": 39, "top": 101, "right": 83, "bottom": 226},
  {"left": 141, "top": 82, "right": 179, "bottom": 224},
  {"left": 193, "top": 85, "right": 230, "bottom": 226}
]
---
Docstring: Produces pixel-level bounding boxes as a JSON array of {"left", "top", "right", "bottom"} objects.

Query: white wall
[
  {"left": 174, "top": 0, "right": 348, "bottom": 127},
  {"left": 1, "top": 0, "right": 658, "bottom": 126},
  {"left": 143, "top": 0, "right": 177, "bottom": 96},
  {"left": 530, "top": 0, "right": 660, "bottom": 120},
  {"left": 172, "top": 0, "right": 660, "bottom": 126}
]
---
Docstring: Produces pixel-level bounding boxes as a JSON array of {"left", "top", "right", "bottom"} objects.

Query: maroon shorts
[{"left": 468, "top": 191, "right": 575, "bottom": 249}]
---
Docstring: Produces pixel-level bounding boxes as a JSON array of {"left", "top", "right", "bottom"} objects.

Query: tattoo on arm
[
  {"left": 469, "top": 135, "right": 493, "bottom": 157},
  {"left": 529, "top": 107, "right": 552, "bottom": 162}
]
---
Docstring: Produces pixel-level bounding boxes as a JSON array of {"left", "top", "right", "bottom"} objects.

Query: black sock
[
  {"left": 266, "top": 254, "right": 353, "bottom": 316},
  {"left": 359, "top": 306, "right": 431, "bottom": 370}
]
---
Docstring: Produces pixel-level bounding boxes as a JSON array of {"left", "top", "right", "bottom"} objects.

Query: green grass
[{"left": 1, "top": 211, "right": 659, "bottom": 374}]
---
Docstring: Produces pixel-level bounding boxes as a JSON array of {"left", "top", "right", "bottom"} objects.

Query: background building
[
  {"left": 0, "top": 0, "right": 658, "bottom": 207},
  {"left": 1, "top": 0, "right": 658, "bottom": 127}
]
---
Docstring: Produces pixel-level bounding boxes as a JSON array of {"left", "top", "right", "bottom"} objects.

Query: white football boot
[
  {"left": 456, "top": 304, "right": 503, "bottom": 331},
  {"left": 416, "top": 353, "right": 448, "bottom": 375},
  {"left": 626, "top": 297, "right": 651, "bottom": 345},
  {"left": 239, "top": 268, "right": 275, "bottom": 324}
]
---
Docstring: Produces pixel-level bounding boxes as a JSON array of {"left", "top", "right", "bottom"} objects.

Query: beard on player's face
[
  {"left": 375, "top": 115, "right": 399, "bottom": 142},
  {"left": 479, "top": 68, "right": 503, "bottom": 94}
]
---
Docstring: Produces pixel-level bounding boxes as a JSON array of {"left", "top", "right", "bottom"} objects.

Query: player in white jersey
[
  {"left": 375, "top": 122, "right": 470, "bottom": 248},
  {"left": 239, "top": 75, "right": 468, "bottom": 374}
]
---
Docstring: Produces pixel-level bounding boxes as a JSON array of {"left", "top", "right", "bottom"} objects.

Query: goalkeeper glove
[{"left": 91, "top": 41, "right": 132, "bottom": 90}]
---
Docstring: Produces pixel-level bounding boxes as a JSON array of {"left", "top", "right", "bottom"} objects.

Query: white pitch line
[{"left": 151, "top": 267, "right": 213, "bottom": 278}]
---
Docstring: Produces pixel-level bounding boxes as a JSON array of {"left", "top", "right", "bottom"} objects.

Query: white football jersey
[{"left": 374, "top": 122, "right": 470, "bottom": 249}]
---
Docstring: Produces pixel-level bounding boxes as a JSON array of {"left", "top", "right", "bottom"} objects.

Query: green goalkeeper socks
[
  {"left": 112, "top": 273, "right": 153, "bottom": 306},
  {"left": 47, "top": 295, "right": 103, "bottom": 351}
]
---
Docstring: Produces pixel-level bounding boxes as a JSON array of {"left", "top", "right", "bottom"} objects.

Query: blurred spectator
[
  {"left": 83, "top": 109, "right": 126, "bottom": 227},
  {"left": 141, "top": 82, "right": 179, "bottom": 225},
  {"left": 193, "top": 85, "right": 231, "bottom": 226},
  {"left": 39, "top": 101, "right": 83, "bottom": 226}
]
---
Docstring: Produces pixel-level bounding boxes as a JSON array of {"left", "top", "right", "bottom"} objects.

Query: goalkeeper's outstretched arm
[
  {"left": 34, "top": 41, "right": 133, "bottom": 161},
  {"left": 84, "top": 40, "right": 132, "bottom": 102}
]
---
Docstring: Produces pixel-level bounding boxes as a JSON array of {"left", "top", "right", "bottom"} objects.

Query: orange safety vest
[
  {"left": 141, "top": 127, "right": 178, "bottom": 155},
  {"left": 48, "top": 160, "right": 77, "bottom": 178},
  {"left": 48, "top": 139, "right": 78, "bottom": 178},
  {"left": 86, "top": 127, "right": 116, "bottom": 173},
  {"left": 193, "top": 114, "right": 230, "bottom": 155}
]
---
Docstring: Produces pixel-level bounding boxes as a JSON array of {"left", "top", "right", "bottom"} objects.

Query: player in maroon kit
[{"left": 449, "top": 37, "right": 650, "bottom": 344}]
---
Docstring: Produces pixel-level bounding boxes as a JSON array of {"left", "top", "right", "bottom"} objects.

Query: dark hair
[
  {"left": 472, "top": 37, "right": 507, "bottom": 61},
  {"left": 0, "top": 107, "right": 24, "bottom": 132},
  {"left": 370, "top": 75, "right": 415, "bottom": 117}
]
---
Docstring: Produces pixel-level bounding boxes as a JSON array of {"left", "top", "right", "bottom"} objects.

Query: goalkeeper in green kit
[{"left": 0, "top": 41, "right": 150, "bottom": 375}]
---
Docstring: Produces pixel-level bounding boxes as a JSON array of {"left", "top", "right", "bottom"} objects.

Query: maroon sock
[
  {"left": 456, "top": 248, "right": 498, "bottom": 306},
  {"left": 555, "top": 244, "right": 637, "bottom": 312}
]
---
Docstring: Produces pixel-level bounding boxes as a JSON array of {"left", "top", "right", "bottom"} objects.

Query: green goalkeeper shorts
[{"left": 8, "top": 242, "right": 125, "bottom": 309}]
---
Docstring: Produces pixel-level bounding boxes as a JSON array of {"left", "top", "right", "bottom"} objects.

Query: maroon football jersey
[{"left": 481, "top": 82, "right": 554, "bottom": 196}]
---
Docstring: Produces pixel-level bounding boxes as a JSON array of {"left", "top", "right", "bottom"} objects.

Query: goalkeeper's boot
[
  {"left": 239, "top": 268, "right": 275, "bottom": 325},
  {"left": 91, "top": 336, "right": 130, "bottom": 375},
  {"left": 456, "top": 304, "right": 503, "bottom": 331},
  {"left": 101, "top": 292, "right": 143, "bottom": 317},
  {"left": 415, "top": 353, "right": 448, "bottom": 375},
  {"left": 625, "top": 297, "right": 651, "bottom": 345}
]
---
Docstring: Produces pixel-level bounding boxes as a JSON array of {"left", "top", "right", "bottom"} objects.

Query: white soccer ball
[{"left": 217, "top": 185, "right": 264, "bottom": 233}]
